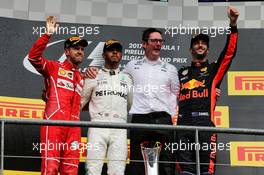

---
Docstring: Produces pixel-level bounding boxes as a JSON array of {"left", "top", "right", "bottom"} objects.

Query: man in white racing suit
[{"left": 81, "top": 39, "right": 133, "bottom": 175}]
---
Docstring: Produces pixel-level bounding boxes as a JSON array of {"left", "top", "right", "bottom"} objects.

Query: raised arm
[
  {"left": 213, "top": 6, "right": 239, "bottom": 86},
  {"left": 28, "top": 16, "right": 59, "bottom": 76}
]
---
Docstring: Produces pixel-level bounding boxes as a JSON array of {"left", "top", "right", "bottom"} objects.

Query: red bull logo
[
  {"left": 179, "top": 89, "right": 208, "bottom": 101},
  {"left": 179, "top": 79, "right": 208, "bottom": 101},
  {"left": 181, "top": 79, "right": 205, "bottom": 90}
]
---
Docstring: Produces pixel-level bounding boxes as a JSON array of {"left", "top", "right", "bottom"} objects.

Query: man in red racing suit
[
  {"left": 176, "top": 6, "right": 239, "bottom": 175},
  {"left": 28, "top": 16, "right": 87, "bottom": 175}
]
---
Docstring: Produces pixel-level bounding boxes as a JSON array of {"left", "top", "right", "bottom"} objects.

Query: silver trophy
[{"left": 141, "top": 142, "right": 161, "bottom": 175}]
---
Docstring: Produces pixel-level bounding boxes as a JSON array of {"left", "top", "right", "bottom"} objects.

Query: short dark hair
[{"left": 142, "top": 28, "right": 162, "bottom": 41}]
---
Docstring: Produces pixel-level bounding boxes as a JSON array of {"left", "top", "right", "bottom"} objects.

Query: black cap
[
  {"left": 190, "top": 33, "right": 209, "bottom": 48},
  {"left": 64, "top": 36, "right": 88, "bottom": 49},
  {"left": 103, "top": 39, "right": 122, "bottom": 53}
]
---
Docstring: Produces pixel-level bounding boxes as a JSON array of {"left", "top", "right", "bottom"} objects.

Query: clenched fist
[{"left": 227, "top": 6, "right": 240, "bottom": 26}]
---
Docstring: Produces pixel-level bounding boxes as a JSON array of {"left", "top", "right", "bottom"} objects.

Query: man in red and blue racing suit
[
  {"left": 176, "top": 6, "right": 239, "bottom": 175},
  {"left": 28, "top": 16, "right": 87, "bottom": 175}
]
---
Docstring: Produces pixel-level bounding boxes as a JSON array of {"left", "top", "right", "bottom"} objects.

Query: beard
[
  {"left": 105, "top": 58, "right": 121, "bottom": 68},
  {"left": 70, "top": 56, "right": 83, "bottom": 65},
  {"left": 192, "top": 47, "right": 208, "bottom": 60},
  {"left": 112, "top": 59, "right": 121, "bottom": 64},
  {"left": 110, "top": 56, "right": 121, "bottom": 64},
  {"left": 108, "top": 60, "right": 120, "bottom": 65},
  {"left": 196, "top": 52, "right": 207, "bottom": 60}
]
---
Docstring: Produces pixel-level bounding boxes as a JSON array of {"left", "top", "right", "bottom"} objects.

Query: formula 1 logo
[{"left": 23, "top": 39, "right": 105, "bottom": 75}]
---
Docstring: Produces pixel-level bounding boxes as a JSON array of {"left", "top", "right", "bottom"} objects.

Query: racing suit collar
[
  {"left": 143, "top": 56, "right": 162, "bottom": 65},
  {"left": 102, "top": 67, "right": 120, "bottom": 75},
  {"left": 191, "top": 60, "right": 209, "bottom": 68},
  {"left": 63, "top": 59, "right": 79, "bottom": 71}
]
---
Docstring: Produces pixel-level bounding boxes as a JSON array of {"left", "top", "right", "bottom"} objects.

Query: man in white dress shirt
[{"left": 124, "top": 28, "right": 179, "bottom": 175}]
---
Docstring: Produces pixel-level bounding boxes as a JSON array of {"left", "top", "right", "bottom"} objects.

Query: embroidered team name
[
  {"left": 95, "top": 90, "right": 127, "bottom": 99},
  {"left": 179, "top": 89, "right": 208, "bottom": 101}
]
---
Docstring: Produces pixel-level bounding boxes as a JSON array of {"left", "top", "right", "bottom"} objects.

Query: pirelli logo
[
  {"left": 214, "top": 106, "right": 229, "bottom": 128},
  {"left": 228, "top": 71, "right": 264, "bottom": 95},
  {"left": 2, "top": 170, "right": 39, "bottom": 174},
  {"left": 230, "top": 142, "right": 264, "bottom": 167},
  {"left": 80, "top": 137, "right": 87, "bottom": 162},
  {"left": 0, "top": 96, "right": 45, "bottom": 119}
]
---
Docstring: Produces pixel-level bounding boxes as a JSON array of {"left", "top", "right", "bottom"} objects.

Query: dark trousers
[
  {"left": 127, "top": 111, "right": 175, "bottom": 175},
  {"left": 176, "top": 127, "right": 217, "bottom": 174}
]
